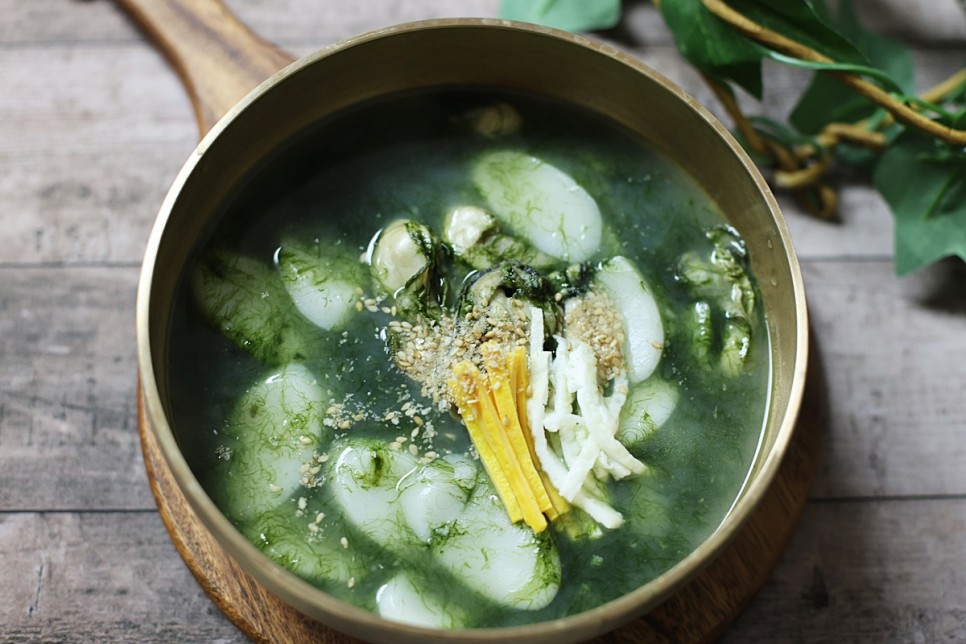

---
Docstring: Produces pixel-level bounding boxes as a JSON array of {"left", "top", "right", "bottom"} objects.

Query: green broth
[{"left": 167, "top": 88, "right": 770, "bottom": 627}]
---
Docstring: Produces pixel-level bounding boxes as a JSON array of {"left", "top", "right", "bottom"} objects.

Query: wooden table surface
[{"left": 2, "top": 1, "right": 964, "bottom": 641}]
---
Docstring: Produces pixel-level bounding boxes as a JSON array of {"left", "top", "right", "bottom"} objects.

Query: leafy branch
[{"left": 499, "top": 0, "right": 966, "bottom": 274}]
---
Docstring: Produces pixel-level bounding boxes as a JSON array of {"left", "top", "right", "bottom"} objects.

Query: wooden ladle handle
[{"left": 115, "top": 0, "right": 295, "bottom": 136}]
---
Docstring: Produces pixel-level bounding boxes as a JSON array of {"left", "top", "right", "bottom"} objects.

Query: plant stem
[
  {"left": 921, "top": 68, "right": 966, "bottom": 103},
  {"left": 702, "top": 0, "right": 966, "bottom": 146}
]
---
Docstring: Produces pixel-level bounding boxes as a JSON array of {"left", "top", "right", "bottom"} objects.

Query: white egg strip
[
  {"left": 566, "top": 341, "right": 646, "bottom": 477},
  {"left": 525, "top": 308, "right": 574, "bottom": 490},
  {"left": 525, "top": 307, "right": 644, "bottom": 529},
  {"left": 557, "top": 439, "right": 601, "bottom": 500},
  {"left": 572, "top": 489, "right": 624, "bottom": 530}
]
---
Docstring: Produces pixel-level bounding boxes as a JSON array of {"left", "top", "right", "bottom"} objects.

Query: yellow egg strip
[
  {"left": 449, "top": 344, "right": 569, "bottom": 533},
  {"left": 509, "top": 347, "right": 570, "bottom": 519},
  {"left": 449, "top": 362, "right": 523, "bottom": 523},
  {"left": 482, "top": 344, "right": 552, "bottom": 531}
]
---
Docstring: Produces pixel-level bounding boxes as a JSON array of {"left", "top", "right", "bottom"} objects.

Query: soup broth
[{"left": 167, "top": 89, "right": 770, "bottom": 628}]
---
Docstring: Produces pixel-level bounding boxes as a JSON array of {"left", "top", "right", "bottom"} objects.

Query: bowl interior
[{"left": 137, "top": 19, "right": 807, "bottom": 643}]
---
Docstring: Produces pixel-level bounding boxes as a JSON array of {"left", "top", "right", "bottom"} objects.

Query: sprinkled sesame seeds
[
  {"left": 389, "top": 295, "right": 531, "bottom": 409},
  {"left": 564, "top": 290, "right": 626, "bottom": 382}
]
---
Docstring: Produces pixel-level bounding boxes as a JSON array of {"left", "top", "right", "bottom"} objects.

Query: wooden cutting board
[{"left": 122, "top": 0, "right": 823, "bottom": 640}]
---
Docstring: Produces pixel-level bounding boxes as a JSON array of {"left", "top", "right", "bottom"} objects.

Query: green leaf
[
  {"left": 767, "top": 52, "right": 904, "bottom": 93},
  {"left": 873, "top": 118, "right": 966, "bottom": 274},
  {"left": 499, "top": 0, "right": 622, "bottom": 33},
  {"left": 790, "top": 0, "right": 914, "bottom": 134},
  {"left": 748, "top": 115, "right": 819, "bottom": 150},
  {"left": 728, "top": 0, "right": 868, "bottom": 65},
  {"left": 660, "top": 0, "right": 764, "bottom": 98}
]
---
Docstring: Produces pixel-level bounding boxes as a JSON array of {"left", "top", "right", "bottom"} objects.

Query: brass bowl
[{"left": 136, "top": 18, "right": 808, "bottom": 644}]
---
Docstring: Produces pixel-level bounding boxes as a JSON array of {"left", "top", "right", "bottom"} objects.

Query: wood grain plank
[
  {"left": 0, "top": 0, "right": 963, "bottom": 642},
  {"left": 0, "top": 47, "right": 196, "bottom": 156},
  {"left": 2, "top": 3, "right": 963, "bottom": 266},
  {"left": 0, "top": 148, "right": 184, "bottom": 266},
  {"left": 0, "top": 511, "right": 245, "bottom": 643},
  {"left": 3, "top": 39, "right": 963, "bottom": 265},
  {"left": 1, "top": 0, "right": 963, "bottom": 47},
  {"left": 1, "top": 260, "right": 963, "bottom": 512},
  {"left": 0, "top": 267, "right": 153, "bottom": 511},
  {"left": 0, "top": 0, "right": 503, "bottom": 47},
  {"left": 2, "top": 499, "right": 963, "bottom": 643},
  {"left": 724, "top": 499, "right": 966, "bottom": 642},
  {"left": 780, "top": 187, "right": 894, "bottom": 261},
  {"left": 855, "top": 0, "right": 966, "bottom": 46},
  {"left": 804, "top": 259, "right": 966, "bottom": 499},
  {"left": 0, "top": 42, "right": 195, "bottom": 265}
]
